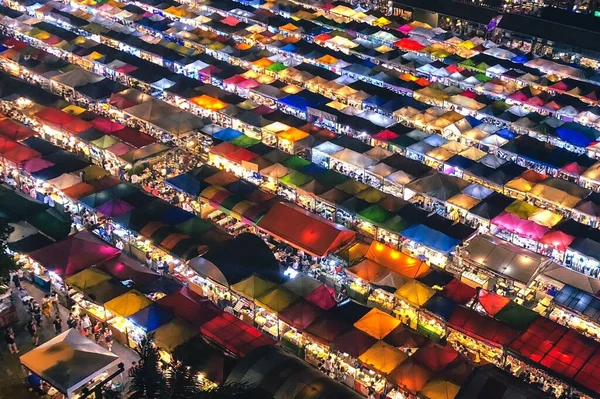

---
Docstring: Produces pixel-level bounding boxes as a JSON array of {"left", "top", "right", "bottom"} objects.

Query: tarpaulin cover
[
  {"left": 304, "top": 284, "right": 336, "bottom": 310},
  {"left": 395, "top": 280, "right": 436, "bottom": 307},
  {"left": 413, "top": 344, "right": 458, "bottom": 372},
  {"left": 448, "top": 306, "right": 519, "bottom": 348},
  {"left": 258, "top": 202, "right": 355, "bottom": 256},
  {"left": 477, "top": 290, "right": 510, "bottom": 316},
  {"left": 509, "top": 316, "right": 567, "bottom": 363},
  {"left": 200, "top": 312, "right": 274, "bottom": 357},
  {"left": 278, "top": 299, "right": 324, "bottom": 331},
  {"left": 157, "top": 287, "right": 221, "bottom": 327},
  {"left": 129, "top": 303, "right": 174, "bottom": 332},
  {"left": 388, "top": 359, "right": 432, "bottom": 392},
  {"left": 539, "top": 330, "right": 596, "bottom": 379},
  {"left": 29, "top": 230, "right": 120, "bottom": 277},
  {"left": 255, "top": 286, "right": 299, "bottom": 314},
  {"left": 332, "top": 328, "right": 378, "bottom": 359},
  {"left": 105, "top": 290, "right": 152, "bottom": 318},
  {"left": 231, "top": 274, "right": 277, "bottom": 300},
  {"left": 359, "top": 341, "right": 407, "bottom": 375},
  {"left": 354, "top": 308, "right": 400, "bottom": 339},
  {"left": 154, "top": 319, "right": 197, "bottom": 352},
  {"left": 365, "top": 241, "right": 428, "bottom": 278}
]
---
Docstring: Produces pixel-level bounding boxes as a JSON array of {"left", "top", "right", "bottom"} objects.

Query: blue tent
[
  {"left": 400, "top": 224, "right": 459, "bottom": 254},
  {"left": 213, "top": 127, "right": 243, "bottom": 141},
  {"left": 423, "top": 295, "right": 456, "bottom": 321},
  {"left": 280, "top": 43, "right": 297, "bottom": 52},
  {"left": 363, "top": 96, "right": 388, "bottom": 107},
  {"left": 225, "top": 179, "right": 258, "bottom": 195},
  {"left": 300, "top": 163, "right": 328, "bottom": 177},
  {"left": 446, "top": 155, "right": 476, "bottom": 170},
  {"left": 556, "top": 123, "right": 600, "bottom": 148},
  {"left": 166, "top": 174, "right": 203, "bottom": 196},
  {"left": 464, "top": 116, "right": 482, "bottom": 128},
  {"left": 129, "top": 303, "right": 174, "bottom": 332},
  {"left": 279, "top": 94, "right": 309, "bottom": 112},
  {"left": 161, "top": 206, "right": 195, "bottom": 225},
  {"left": 495, "top": 128, "right": 517, "bottom": 140}
]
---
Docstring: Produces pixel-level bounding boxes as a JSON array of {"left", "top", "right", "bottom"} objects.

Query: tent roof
[
  {"left": 64, "top": 268, "right": 111, "bottom": 294},
  {"left": 448, "top": 306, "right": 519, "bottom": 348},
  {"left": 304, "top": 285, "right": 337, "bottom": 310},
  {"left": 414, "top": 344, "right": 459, "bottom": 372},
  {"left": 354, "top": 308, "right": 401, "bottom": 339},
  {"left": 258, "top": 202, "right": 355, "bottom": 257},
  {"left": 154, "top": 319, "right": 197, "bottom": 352},
  {"left": 279, "top": 299, "right": 324, "bottom": 331},
  {"left": 365, "top": 241, "right": 429, "bottom": 278},
  {"left": 388, "top": 359, "right": 433, "bottom": 393},
  {"left": 129, "top": 303, "right": 174, "bottom": 332},
  {"left": 105, "top": 289, "right": 152, "bottom": 318},
  {"left": 332, "top": 328, "right": 378, "bottom": 359},
  {"left": 283, "top": 274, "right": 323, "bottom": 297},
  {"left": 157, "top": 287, "right": 221, "bottom": 327},
  {"left": 541, "top": 262, "right": 600, "bottom": 295},
  {"left": 441, "top": 278, "right": 477, "bottom": 304},
  {"left": 20, "top": 329, "right": 119, "bottom": 397},
  {"left": 358, "top": 341, "right": 407, "bottom": 375},
  {"left": 231, "top": 274, "right": 277, "bottom": 300},
  {"left": 255, "top": 286, "right": 299, "bottom": 314},
  {"left": 395, "top": 280, "right": 436, "bottom": 307}
]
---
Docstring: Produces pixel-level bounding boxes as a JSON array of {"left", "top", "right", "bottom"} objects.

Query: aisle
[{"left": 0, "top": 281, "right": 138, "bottom": 398}]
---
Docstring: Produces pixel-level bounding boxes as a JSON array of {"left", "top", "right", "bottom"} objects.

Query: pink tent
[
  {"left": 238, "top": 78, "right": 260, "bottom": 90},
  {"left": 491, "top": 211, "right": 525, "bottom": 232},
  {"left": 96, "top": 199, "right": 134, "bottom": 217},
  {"left": 23, "top": 157, "right": 54, "bottom": 173},
  {"left": 29, "top": 230, "right": 121, "bottom": 278},
  {"left": 223, "top": 76, "right": 247, "bottom": 86},
  {"left": 397, "top": 24, "right": 414, "bottom": 34},
  {"left": 514, "top": 219, "right": 549, "bottom": 240},
  {"left": 92, "top": 118, "right": 125, "bottom": 134},
  {"left": 305, "top": 285, "right": 336, "bottom": 310},
  {"left": 107, "top": 142, "right": 134, "bottom": 156}
]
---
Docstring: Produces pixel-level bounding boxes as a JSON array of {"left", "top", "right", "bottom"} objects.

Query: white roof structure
[{"left": 20, "top": 329, "right": 120, "bottom": 398}]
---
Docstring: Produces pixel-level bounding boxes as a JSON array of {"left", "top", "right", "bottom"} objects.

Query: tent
[
  {"left": 477, "top": 290, "right": 510, "bottom": 316},
  {"left": 231, "top": 274, "right": 277, "bottom": 300},
  {"left": 420, "top": 379, "right": 460, "bottom": 399},
  {"left": 541, "top": 262, "right": 600, "bottom": 295},
  {"left": 20, "top": 329, "right": 119, "bottom": 398},
  {"left": 129, "top": 303, "right": 174, "bottom": 332},
  {"left": 414, "top": 344, "right": 459, "bottom": 372},
  {"left": 29, "top": 230, "right": 120, "bottom": 278},
  {"left": 200, "top": 312, "right": 275, "bottom": 357},
  {"left": 401, "top": 225, "right": 459, "bottom": 254},
  {"left": 364, "top": 241, "right": 429, "bottom": 278},
  {"left": 304, "top": 285, "right": 337, "bottom": 310},
  {"left": 384, "top": 325, "right": 428, "bottom": 350},
  {"left": 157, "top": 287, "right": 221, "bottom": 327},
  {"left": 64, "top": 268, "right": 111, "bottom": 294},
  {"left": 154, "top": 319, "right": 197, "bottom": 352},
  {"left": 278, "top": 300, "right": 324, "bottom": 331},
  {"left": 448, "top": 306, "right": 519, "bottom": 348},
  {"left": 105, "top": 290, "right": 152, "bottom": 318},
  {"left": 332, "top": 328, "right": 378, "bottom": 359},
  {"left": 283, "top": 274, "right": 323, "bottom": 296},
  {"left": 358, "top": 341, "right": 407, "bottom": 375},
  {"left": 257, "top": 202, "right": 355, "bottom": 257},
  {"left": 388, "top": 359, "right": 433, "bottom": 393},
  {"left": 354, "top": 308, "right": 400, "bottom": 339},
  {"left": 100, "top": 256, "right": 160, "bottom": 287},
  {"left": 255, "top": 286, "right": 298, "bottom": 314},
  {"left": 494, "top": 302, "right": 538, "bottom": 330},
  {"left": 395, "top": 280, "right": 436, "bottom": 307}
]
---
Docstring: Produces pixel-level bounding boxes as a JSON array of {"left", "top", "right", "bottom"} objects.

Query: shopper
[
  {"left": 27, "top": 319, "right": 39, "bottom": 346},
  {"left": 5, "top": 328, "right": 18, "bottom": 354},
  {"left": 53, "top": 316, "right": 62, "bottom": 335}
]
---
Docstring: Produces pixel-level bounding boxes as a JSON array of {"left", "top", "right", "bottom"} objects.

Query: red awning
[
  {"left": 448, "top": 306, "right": 519, "bottom": 348},
  {"left": 110, "top": 127, "right": 156, "bottom": 148},
  {"left": 539, "top": 230, "right": 575, "bottom": 252},
  {"left": 258, "top": 202, "right": 355, "bottom": 257},
  {"left": 0, "top": 119, "right": 35, "bottom": 141},
  {"left": 92, "top": 118, "right": 125, "bottom": 134},
  {"left": 441, "top": 278, "right": 476, "bottom": 304},
  {"left": 100, "top": 255, "right": 160, "bottom": 287},
  {"left": 226, "top": 148, "right": 258, "bottom": 164},
  {"left": 35, "top": 108, "right": 75, "bottom": 127},
  {"left": 304, "top": 316, "right": 350, "bottom": 346},
  {"left": 63, "top": 118, "right": 93, "bottom": 135},
  {"left": 157, "top": 287, "right": 221, "bottom": 327},
  {"left": 3, "top": 145, "right": 41, "bottom": 164},
  {"left": 279, "top": 300, "right": 324, "bottom": 331},
  {"left": 575, "top": 347, "right": 600, "bottom": 396},
  {"left": 394, "top": 38, "right": 425, "bottom": 51},
  {"left": 509, "top": 316, "right": 567, "bottom": 363},
  {"left": 372, "top": 130, "right": 400, "bottom": 142},
  {"left": 332, "top": 328, "right": 377, "bottom": 359},
  {"left": 200, "top": 312, "right": 275, "bottom": 357},
  {"left": 413, "top": 343, "right": 459, "bottom": 371},
  {"left": 478, "top": 289, "right": 510, "bottom": 316},
  {"left": 305, "top": 285, "right": 336, "bottom": 310},
  {"left": 539, "top": 330, "right": 596, "bottom": 379}
]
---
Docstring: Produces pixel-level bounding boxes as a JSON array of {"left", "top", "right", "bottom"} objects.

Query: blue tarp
[
  {"left": 129, "top": 303, "right": 174, "bottom": 332},
  {"left": 556, "top": 123, "right": 600, "bottom": 148},
  {"left": 446, "top": 155, "right": 476, "bottom": 169},
  {"left": 400, "top": 224, "right": 460, "bottom": 254},
  {"left": 280, "top": 43, "right": 297, "bottom": 52},
  {"left": 279, "top": 94, "right": 309, "bottom": 112},
  {"left": 166, "top": 173, "right": 203, "bottom": 196},
  {"left": 213, "top": 127, "right": 243, "bottom": 141},
  {"left": 363, "top": 96, "right": 388, "bottom": 107},
  {"left": 161, "top": 206, "right": 195, "bottom": 225},
  {"left": 423, "top": 295, "right": 456, "bottom": 321}
]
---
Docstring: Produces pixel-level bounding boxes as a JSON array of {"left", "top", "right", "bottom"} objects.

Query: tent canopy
[
  {"left": 258, "top": 202, "right": 355, "bottom": 257},
  {"left": 105, "top": 290, "right": 152, "bottom": 318},
  {"left": 354, "top": 308, "right": 400, "bottom": 339},
  {"left": 20, "top": 329, "right": 119, "bottom": 397},
  {"left": 358, "top": 341, "right": 407, "bottom": 375},
  {"left": 365, "top": 241, "right": 429, "bottom": 278}
]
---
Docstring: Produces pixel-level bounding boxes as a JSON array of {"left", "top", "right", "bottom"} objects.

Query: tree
[
  {"left": 0, "top": 220, "right": 16, "bottom": 284},
  {"left": 162, "top": 360, "right": 202, "bottom": 399},
  {"left": 127, "top": 334, "right": 164, "bottom": 399}
]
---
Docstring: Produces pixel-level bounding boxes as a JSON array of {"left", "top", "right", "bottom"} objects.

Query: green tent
[
  {"left": 26, "top": 209, "right": 71, "bottom": 240},
  {"left": 494, "top": 302, "right": 539, "bottom": 330},
  {"left": 474, "top": 73, "right": 492, "bottom": 83},
  {"left": 0, "top": 191, "right": 48, "bottom": 222},
  {"left": 231, "top": 274, "right": 277, "bottom": 300},
  {"left": 279, "top": 171, "right": 313, "bottom": 188},
  {"left": 381, "top": 216, "right": 413, "bottom": 233},
  {"left": 256, "top": 286, "right": 299, "bottom": 314},
  {"left": 229, "top": 135, "right": 260, "bottom": 148},
  {"left": 91, "top": 135, "right": 119, "bottom": 149},
  {"left": 390, "top": 135, "right": 417, "bottom": 150},
  {"left": 315, "top": 170, "right": 348, "bottom": 187},
  {"left": 357, "top": 205, "right": 392, "bottom": 225},
  {"left": 282, "top": 156, "right": 311, "bottom": 171},
  {"left": 266, "top": 62, "right": 288, "bottom": 72},
  {"left": 176, "top": 217, "right": 214, "bottom": 239}
]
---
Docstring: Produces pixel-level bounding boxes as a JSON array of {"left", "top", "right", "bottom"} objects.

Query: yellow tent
[
  {"left": 505, "top": 178, "right": 533, "bottom": 193},
  {"left": 65, "top": 269, "right": 111, "bottom": 293},
  {"left": 190, "top": 95, "right": 228, "bottom": 111},
  {"left": 105, "top": 290, "right": 152, "bottom": 318},
  {"left": 282, "top": 84, "right": 303, "bottom": 94},
  {"left": 61, "top": 104, "right": 87, "bottom": 116},
  {"left": 426, "top": 148, "right": 454, "bottom": 162},
  {"left": 354, "top": 309, "right": 400, "bottom": 339},
  {"left": 231, "top": 274, "right": 277, "bottom": 300},
  {"left": 355, "top": 188, "right": 387, "bottom": 203},
  {"left": 395, "top": 280, "right": 435, "bottom": 307},
  {"left": 459, "top": 147, "right": 486, "bottom": 161},
  {"left": 330, "top": 5, "right": 356, "bottom": 17},
  {"left": 316, "top": 54, "right": 339, "bottom": 65},
  {"left": 373, "top": 17, "right": 391, "bottom": 27},
  {"left": 153, "top": 319, "right": 196, "bottom": 352},
  {"left": 358, "top": 341, "right": 407, "bottom": 375},
  {"left": 528, "top": 209, "right": 563, "bottom": 228},
  {"left": 419, "top": 379, "right": 460, "bottom": 399},
  {"left": 279, "top": 23, "right": 299, "bottom": 31},
  {"left": 164, "top": 6, "right": 187, "bottom": 17},
  {"left": 253, "top": 57, "right": 274, "bottom": 68},
  {"left": 447, "top": 194, "right": 480, "bottom": 210},
  {"left": 255, "top": 286, "right": 298, "bottom": 314},
  {"left": 365, "top": 242, "right": 429, "bottom": 279},
  {"left": 278, "top": 127, "right": 309, "bottom": 142},
  {"left": 505, "top": 200, "right": 540, "bottom": 219}
]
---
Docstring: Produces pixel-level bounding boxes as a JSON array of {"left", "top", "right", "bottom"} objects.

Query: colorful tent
[
  {"left": 304, "top": 285, "right": 337, "bottom": 310},
  {"left": 129, "top": 303, "right": 174, "bottom": 332},
  {"left": 395, "top": 280, "right": 436, "bottom": 307},
  {"left": 231, "top": 274, "right": 277, "bottom": 300},
  {"left": 100, "top": 256, "right": 160, "bottom": 287},
  {"left": 157, "top": 287, "right": 221, "bottom": 327},
  {"left": 105, "top": 290, "right": 152, "bottom": 318},
  {"left": 332, "top": 328, "right": 378, "bottom": 359},
  {"left": 477, "top": 290, "right": 510, "bottom": 316},
  {"left": 257, "top": 202, "right": 355, "bottom": 256},
  {"left": 388, "top": 359, "right": 433, "bottom": 393},
  {"left": 278, "top": 300, "right": 324, "bottom": 331},
  {"left": 64, "top": 268, "right": 111, "bottom": 293},
  {"left": 283, "top": 275, "right": 323, "bottom": 296},
  {"left": 448, "top": 306, "right": 519, "bottom": 348},
  {"left": 414, "top": 344, "right": 459, "bottom": 372},
  {"left": 364, "top": 241, "right": 429, "bottom": 278},
  {"left": 419, "top": 379, "right": 460, "bottom": 399},
  {"left": 358, "top": 341, "right": 407, "bottom": 375},
  {"left": 255, "top": 286, "right": 299, "bottom": 314},
  {"left": 384, "top": 325, "right": 428, "bottom": 350},
  {"left": 154, "top": 319, "right": 197, "bottom": 352},
  {"left": 354, "top": 308, "right": 400, "bottom": 339}
]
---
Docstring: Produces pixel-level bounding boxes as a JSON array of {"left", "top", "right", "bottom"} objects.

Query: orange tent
[
  {"left": 258, "top": 202, "right": 355, "bottom": 257},
  {"left": 358, "top": 341, "right": 407, "bottom": 375},
  {"left": 190, "top": 95, "right": 228, "bottom": 111},
  {"left": 346, "top": 259, "right": 387, "bottom": 282},
  {"left": 354, "top": 308, "right": 400, "bottom": 339},
  {"left": 252, "top": 57, "right": 274, "bottom": 68},
  {"left": 388, "top": 359, "right": 433, "bottom": 393},
  {"left": 365, "top": 242, "right": 429, "bottom": 278}
]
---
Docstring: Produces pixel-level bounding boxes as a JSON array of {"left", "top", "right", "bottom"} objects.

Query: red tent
[
  {"left": 62, "top": 182, "right": 98, "bottom": 200},
  {"left": 394, "top": 38, "right": 425, "bottom": 51},
  {"left": 448, "top": 306, "right": 519, "bottom": 348},
  {"left": 221, "top": 16, "right": 240, "bottom": 26},
  {"left": 304, "top": 284, "right": 336, "bottom": 310},
  {"left": 29, "top": 230, "right": 121, "bottom": 278},
  {"left": 560, "top": 162, "right": 587, "bottom": 177},
  {"left": 440, "top": 358, "right": 474, "bottom": 385},
  {"left": 441, "top": 278, "right": 476, "bottom": 304},
  {"left": 23, "top": 158, "right": 54, "bottom": 174},
  {"left": 0, "top": 137, "right": 19, "bottom": 153},
  {"left": 387, "top": 359, "right": 433, "bottom": 393},
  {"left": 575, "top": 347, "right": 600, "bottom": 396},
  {"left": 92, "top": 118, "right": 125, "bottom": 134},
  {"left": 35, "top": 108, "right": 75, "bottom": 127},
  {"left": 200, "top": 312, "right": 275, "bottom": 357},
  {"left": 100, "top": 255, "right": 160, "bottom": 287},
  {"left": 304, "top": 316, "right": 350, "bottom": 345},
  {"left": 115, "top": 64, "right": 138, "bottom": 74},
  {"left": 313, "top": 33, "right": 333, "bottom": 42},
  {"left": 279, "top": 300, "right": 324, "bottom": 331},
  {"left": 3, "top": 145, "right": 41, "bottom": 164},
  {"left": 0, "top": 119, "right": 35, "bottom": 141},
  {"left": 477, "top": 290, "right": 510, "bottom": 316},
  {"left": 226, "top": 148, "right": 258, "bottom": 164},
  {"left": 157, "top": 287, "right": 221, "bottom": 327},
  {"left": 539, "top": 230, "right": 575, "bottom": 252},
  {"left": 539, "top": 330, "right": 596, "bottom": 379},
  {"left": 211, "top": 142, "right": 239, "bottom": 157},
  {"left": 109, "top": 93, "right": 138, "bottom": 109},
  {"left": 332, "top": 328, "right": 377, "bottom": 358},
  {"left": 258, "top": 202, "right": 355, "bottom": 257},
  {"left": 372, "top": 130, "right": 400, "bottom": 142},
  {"left": 509, "top": 91, "right": 530, "bottom": 102},
  {"left": 509, "top": 316, "right": 567, "bottom": 363},
  {"left": 413, "top": 343, "right": 459, "bottom": 371},
  {"left": 110, "top": 127, "right": 156, "bottom": 148},
  {"left": 63, "top": 118, "right": 93, "bottom": 135}
]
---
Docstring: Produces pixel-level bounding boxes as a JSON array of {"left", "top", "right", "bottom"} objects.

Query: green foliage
[{"left": 128, "top": 334, "right": 163, "bottom": 399}]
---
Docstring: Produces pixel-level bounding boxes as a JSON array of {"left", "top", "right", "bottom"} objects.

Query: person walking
[
  {"left": 5, "top": 328, "right": 18, "bottom": 354},
  {"left": 32, "top": 302, "right": 42, "bottom": 326},
  {"left": 53, "top": 316, "right": 62, "bottom": 335},
  {"left": 67, "top": 312, "right": 78, "bottom": 330},
  {"left": 80, "top": 314, "right": 91, "bottom": 336},
  {"left": 104, "top": 328, "right": 113, "bottom": 352},
  {"left": 27, "top": 319, "right": 39, "bottom": 346}
]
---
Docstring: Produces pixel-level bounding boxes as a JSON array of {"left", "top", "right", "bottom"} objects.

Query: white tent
[
  {"left": 20, "top": 329, "right": 119, "bottom": 398},
  {"left": 8, "top": 222, "right": 37, "bottom": 243},
  {"left": 48, "top": 173, "right": 82, "bottom": 190},
  {"left": 260, "top": 163, "right": 289, "bottom": 178},
  {"left": 332, "top": 148, "right": 377, "bottom": 169},
  {"left": 541, "top": 262, "right": 600, "bottom": 295},
  {"left": 51, "top": 68, "right": 104, "bottom": 88}
]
